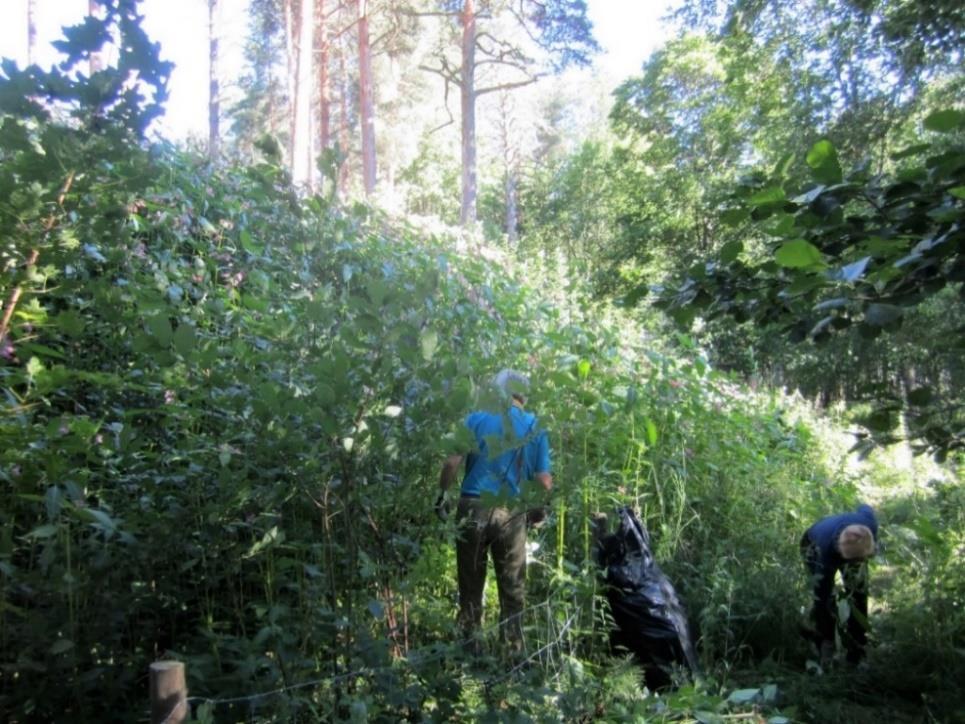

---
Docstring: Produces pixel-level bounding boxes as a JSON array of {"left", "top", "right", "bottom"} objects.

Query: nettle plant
[{"left": 6, "top": 4, "right": 952, "bottom": 722}]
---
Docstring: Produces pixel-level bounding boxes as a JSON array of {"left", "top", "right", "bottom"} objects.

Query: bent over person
[
  {"left": 800, "top": 503, "right": 878, "bottom": 665},
  {"left": 437, "top": 370, "right": 552, "bottom": 653}
]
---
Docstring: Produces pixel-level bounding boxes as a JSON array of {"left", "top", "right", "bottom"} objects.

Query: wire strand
[{"left": 176, "top": 597, "right": 568, "bottom": 712}]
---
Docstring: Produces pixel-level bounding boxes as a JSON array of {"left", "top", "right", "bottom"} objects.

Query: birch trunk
[
  {"left": 208, "top": 0, "right": 220, "bottom": 158},
  {"left": 284, "top": 0, "right": 298, "bottom": 167},
  {"left": 292, "top": 0, "right": 316, "bottom": 186},
  {"left": 316, "top": 0, "right": 331, "bottom": 153},
  {"left": 459, "top": 0, "right": 477, "bottom": 225},
  {"left": 357, "top": 0, "right": 377, "bottom": 195}
]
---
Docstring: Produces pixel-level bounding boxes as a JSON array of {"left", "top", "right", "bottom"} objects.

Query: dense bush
[{"left": 1, "top": 9, "right": 962, "bottom": 722}]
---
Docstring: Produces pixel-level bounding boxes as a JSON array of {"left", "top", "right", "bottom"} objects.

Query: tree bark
[
  {"left": 208, "top": 0, "right": 220, "bottom": 158},
  {"left": 505, "top": 169, "right": 518, "bottom": 243},
  {"left": 284, "top": 0, "right": 298, "bottom": 167},
  {"left": 337, "top": 39, "right": 351, "bottom": 198},
  {"left": 498, "top": 93, "right": 518, "bottom": 243},
  {"left": 459, "top": 0, "right": 477, "bottom": 225},
  {"left": 356, "top": 0, "right": 377, "bottom": 195},
  {"left": 293, "top": 0, "right": 316, "bottom": 186},
  {"left": 316, "top": 0, "right": 331, "bottom": 153}
]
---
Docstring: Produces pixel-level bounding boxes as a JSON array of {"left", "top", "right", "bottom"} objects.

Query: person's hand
[
  {"left": 434, "top": 491, "right": 451, "bottom": 521},
  {"left": 526, "top": 506, "right": 548, "bottom": 529}
]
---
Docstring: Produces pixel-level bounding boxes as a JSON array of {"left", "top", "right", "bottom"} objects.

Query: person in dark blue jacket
[{"left": 800, "top": 504, "right": 878, "bottom": 664}]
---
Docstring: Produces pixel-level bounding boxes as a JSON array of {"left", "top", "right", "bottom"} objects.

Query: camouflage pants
[{"left": 455, "top": 497, "right": 527, "bottom": 648}]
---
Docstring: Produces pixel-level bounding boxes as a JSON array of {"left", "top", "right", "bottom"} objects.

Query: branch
[
  {"left": 477, "top": 75, "right": 542, "bottom": 96},
  {"left": 402, "top": 9, "right": 459, "bottom": 19},
  {"left": 508, "top": 1, "right": 543, "bottom": 47},
  {"left": 418, "top": 55, "right": 459, "bottom": 84},
  {"left": 476, "top": 58, "right": 534, "bottom": 74},
  {"left": 0, "top": 170, "right": 75, "bottom": 350},
  {"left": 426, "top": 74, "right": 456, "bottom": 135}
]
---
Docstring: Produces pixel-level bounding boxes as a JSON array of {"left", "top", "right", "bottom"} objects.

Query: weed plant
[{"left": 0, "top": 17, "right": 962, "bottom": 721}]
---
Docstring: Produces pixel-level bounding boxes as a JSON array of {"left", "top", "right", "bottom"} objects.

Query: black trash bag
[{"left": 596, "top": 507, "right": 699, "bottom": 689}]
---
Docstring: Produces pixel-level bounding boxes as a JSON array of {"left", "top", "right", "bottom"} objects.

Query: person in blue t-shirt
[
  {"left": 437, "top": 370, "right": 552, "bottom": 652},
  {"left": 800, "top": 504, "right": 878, "bottom": 665}
]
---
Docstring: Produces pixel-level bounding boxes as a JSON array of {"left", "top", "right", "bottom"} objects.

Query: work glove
[
  {"left": 434, "top": 491, "right": 451, "bottom": 522},
  {"left": 526, "top": 506, "right": 548, "bottom": 529}
]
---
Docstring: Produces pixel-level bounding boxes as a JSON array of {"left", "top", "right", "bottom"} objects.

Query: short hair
[
  {"left": 493, "top": 369, "right": 529, "bottom": 403},
  {"left": 838, "top": 524, "right": 875, "bottom": 560}
]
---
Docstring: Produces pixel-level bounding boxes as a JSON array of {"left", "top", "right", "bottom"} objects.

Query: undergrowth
[{"left": 0, "top": 22, "right": 963, "bottom": 721}]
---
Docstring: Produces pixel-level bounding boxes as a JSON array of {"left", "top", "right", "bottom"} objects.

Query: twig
[{"left": 0, "top": 170, "right": 75, "bottom": 349}]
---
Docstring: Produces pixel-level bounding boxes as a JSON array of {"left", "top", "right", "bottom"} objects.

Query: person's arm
[
  {"left": 534, "top": 471, "right": 552, "bottom": 492},
  {"left": 439, "top": 454, "right": 464, "bottom": 492},
  {"left": 435, "top": 454, "right": 464, "bottom": 521}
]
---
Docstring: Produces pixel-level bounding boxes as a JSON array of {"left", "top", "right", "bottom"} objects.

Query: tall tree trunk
[
  {"left": 284, "top": 0, "right": 298, "bottom": 167},
  {"left": 208, "top": 0, "right": 220, "bottom": 158},
  {"left": 498, "top": 93, "right": 518, "bottom": 243},
  {"left": 356, "top": 0, "right": 376, "bottom": 195},
  {"left": 505, "top": 169, "right": 518, "bottom": 243},
  {"left": 337, "top": 41, "right": 351, "bottom": 198},
  {"left": 316, "top": 0, "right": 331, "bottom": 153},
  {"left": 293, "top": 0, "right": 316, "bottom": 186},
  {"left": 26, "top": 0, "right": 37, "bottom": 65},
  {"left": 459, "top": 0, "right": 477, "bottom": 226},
  {"left": 88, "top": 1, "right": 103, "bottom": 74}
]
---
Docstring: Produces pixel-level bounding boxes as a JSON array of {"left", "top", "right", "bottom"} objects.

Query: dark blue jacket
[{"left": 805, "top": 504, "right": 878, "bottom": 575}]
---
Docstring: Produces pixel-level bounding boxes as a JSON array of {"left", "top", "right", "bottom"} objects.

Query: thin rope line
[
  {"left": 176, "top": 598, "right": 563, "bottom": 711},
  {"left": 159, "top": 696, "right": 187, "bottom": 724},
  {"left": 484, "top": 608, "right": 580, "bottom": 688}
]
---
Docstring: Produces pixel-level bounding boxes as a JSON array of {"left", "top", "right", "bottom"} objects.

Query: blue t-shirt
[{"left": 460, "top": 406, "right": 551, "bottom": 498}]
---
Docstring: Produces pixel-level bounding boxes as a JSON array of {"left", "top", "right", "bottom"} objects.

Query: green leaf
[
  {"left": 384, "top": 405, "right": 402, "bottom": 418},
  {"left": 173, "top": 323, "right": 196, "bottom": 357},
  {"left": 146, "top": 315, "right": 172, "bottom": 345},
  {"left": 577, "top": 359, "right": 591, "bottom": 380},
  {"left": 949, "top": 186, "right": 965, "bottom": 200},
  {"left": 806, "top": 139, "right": 842, "bottom": 184},
  {"left": 450, "top": 378, "right": 472, "bottom": 411},
  {"left": 419, "top": 328, "right": 439, "bottom": 361},
  {"left": 240, "top": 229, "right": 264, "bottom": 255},
  {"left": 719, "top": 240, "right": 743, "bottom": 264},
  {"left": 891, "top": 143, "right": 931, "bottom": 161},
  {"left": 316, "top": 384, "right": 335, "bottom": 406},
  {"left": 645, "top": 418, "right": 658, "bottom": 446},
  {"left": 831, "top": 256, "right": 871, "bottom": 283},
  {"left": 907, "top": 387, "right": 932, "bottom": 406},
  {"left": 56, "top": 310, "right": 86, "bottom": 337},
  {"left": 25, "top": 524, "right": 59, "bottom": 540},
  {"left": 49, "top": 639, "right": 74, "bottom": 655},
  {"left": 26, "top": 356, "right": 45, "bottom": 381},
  {"left": 720, "top": 208, "right": 748, "bottom": 226},
  {"left": 748, "top": 187, "right": 786, "bottom": 207},
  {"left": 864, "top": 304, "right": 903, "bottom": 327},
  {"left": 813, "top": 297, "right": 849, "bottom": 311},
  {"left": 727, "top": 688, "right": 760, "bottom": 704},
  {"left": 775, "top": 239, "right": 823, "bottom": 268},
  {"left": 837, "top": 599, "right": 851, "bottom": 622},
  {"left": 367, "top": 599, "right": 384, "bottom": 620},
  {"left": 924, "top": 109, "right": 965, "bottom": 133}
]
